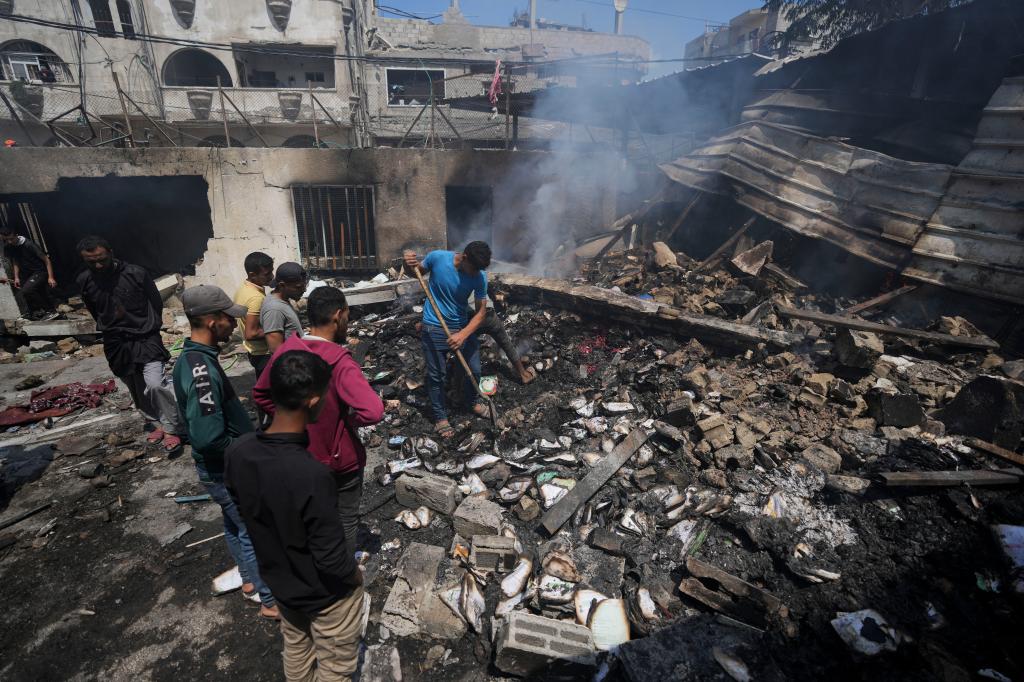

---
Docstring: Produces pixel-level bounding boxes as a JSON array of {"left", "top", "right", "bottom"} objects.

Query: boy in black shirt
[
  {"left": 226, "top": 350, "right": 364, "bottom": 681},
  {"left": 0, "top": 228, "right": 57, "bottom": 319}
]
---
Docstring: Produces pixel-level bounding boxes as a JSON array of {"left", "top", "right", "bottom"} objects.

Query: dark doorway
[
  {"left": 0, "top": 176, "right": 213, "bottom": 287},
  {"left": 445, "top": 186, "right": 493, "bottom": 252}
]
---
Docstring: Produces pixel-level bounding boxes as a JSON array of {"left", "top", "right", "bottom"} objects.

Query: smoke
[{"left": 478, "top": 82, "right": 642, "bottom": 276}]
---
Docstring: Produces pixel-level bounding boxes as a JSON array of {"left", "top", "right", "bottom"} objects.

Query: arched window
[
  {"left": 282, "top": 135, "right": 319, "bottom": 148},
  {"left": 199, "top": 135, "right": 246, "bottom": 148},
  {"left": 162, "top": 49, "right": 233, "bottom": 87},
  {"left": 0, "top": 41, "right": 73, "bottom": 83}
]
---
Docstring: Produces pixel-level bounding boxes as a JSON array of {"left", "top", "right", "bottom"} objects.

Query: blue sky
[{"left": 378, "top": 1, "right": 764, "bottom": 77}]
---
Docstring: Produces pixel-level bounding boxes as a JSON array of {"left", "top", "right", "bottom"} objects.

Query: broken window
[
  {"left": 115, "top": 0, "right": 135, "bottom": 39},
  {"left": 291, "top": 186, "right": 378, "bottom": 271},
  {"left": 0, "top": 41, "right": 73, "bottom": 83},
  {"left": 386, "top": 68, "right": 444, "bottom": 106},
  {"left": 87, "top": 0, "right": 117, "bottom": 37},
  {"left": 233, "top": 44, "right": 335, "bottom": 89}
]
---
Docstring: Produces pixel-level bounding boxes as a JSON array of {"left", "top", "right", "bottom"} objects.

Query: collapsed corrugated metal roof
[
  {"left": 661, "top": 74, "right": 1024, "bottom": 304},
  {"left": 657, "top": 0, "right": 1024, "bottom": 305}
]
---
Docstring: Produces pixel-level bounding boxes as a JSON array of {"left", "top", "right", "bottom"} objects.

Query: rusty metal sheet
[
  {"left": 903, "top": 77, "right": 1024, "bottom": 304},
  {"left": 659, "top": 121, "right": 950, "bottom": 269}
]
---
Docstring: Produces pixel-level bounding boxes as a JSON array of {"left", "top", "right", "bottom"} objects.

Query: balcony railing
[{"left": 161, "top": 86, "right": 350, "bottom": 124}]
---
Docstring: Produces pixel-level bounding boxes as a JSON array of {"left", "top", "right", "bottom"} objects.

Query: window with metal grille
[
  {"left": 291, "top": 186, "right": 378, "bottom": 271},
  {"left": 87, "top": 0, "right": 117, "bottom": 37},
  {"left": 116, "top": 0, "right": 136, "bottom": 39}
]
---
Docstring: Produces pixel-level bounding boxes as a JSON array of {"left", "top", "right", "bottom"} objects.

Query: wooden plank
[
  {"left": 840, "top": 284, "right": 919, "bottom": 316},
  {"left": 340, "top": 279, "right": 421, "bottom": 307},
  {"left": 540, "top": 429, "right": 649, "bottom": 536},
  {"left": 762, "top": 263, "right": 807, "bottom": 289},
  {"left": 0, "top": 501, "right": 52, "bottom": 531},
  {"left": 777, "top": 306, "right": 999, "bottom": 350},
  {"left": 693, "top": 216, "right": 756, "bottom": 273},
  {"left": 966, "top": 438, "right": 1024, "bottom": 468},
  {"left": 661, "top": 193, "right": 701, "bottom": 243},
  {"left": 686, "top": 557, "right": 787, "bottom": 615},
  {"left": 492, "top": 273, "right": 802, "bottom": 350},
  {"left": 878, "top": 470, "right": 1020, "bottom": 487}
]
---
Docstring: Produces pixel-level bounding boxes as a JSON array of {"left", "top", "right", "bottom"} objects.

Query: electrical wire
[
  {"left": 565, "top": 0, "right": 727, "bottom": 24},
  {"left": 376, "top": 4, "right": 443, "bottom": 21}
]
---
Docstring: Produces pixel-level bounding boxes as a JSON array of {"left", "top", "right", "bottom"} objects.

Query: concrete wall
[{"left": 0, "top": 147, "right": 619, "bottom": 292}]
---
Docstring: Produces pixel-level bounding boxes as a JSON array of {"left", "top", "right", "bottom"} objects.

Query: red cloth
[
  {"left": 488, "top": 59, "right": 503, "bottom": 106},
  {"left": 0, "top": 380, "right": 117, "bottom": 427},
  {"left": 253, "top": 335, "right": 384, "bottom": 474}
]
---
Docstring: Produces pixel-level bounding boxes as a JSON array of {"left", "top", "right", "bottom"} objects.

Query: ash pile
[{"left": 346, "top": 238, "right": 1024, "bottom": 681}]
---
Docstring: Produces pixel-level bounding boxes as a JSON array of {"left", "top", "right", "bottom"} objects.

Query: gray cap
[{"left": 182, "top": 285, "right": 247, "bottom": 318}]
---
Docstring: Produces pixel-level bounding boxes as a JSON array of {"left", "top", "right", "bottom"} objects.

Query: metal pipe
[
  {"left": 529, "top": 0, "right": 537, "bottom": 29},
  {"left": 614, "top": 10, "right": 624, "bottom": 35}
]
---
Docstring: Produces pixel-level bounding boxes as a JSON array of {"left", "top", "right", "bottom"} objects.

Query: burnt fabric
[{"left": 0, "top": 380, "right": 117, "bottom": 426}]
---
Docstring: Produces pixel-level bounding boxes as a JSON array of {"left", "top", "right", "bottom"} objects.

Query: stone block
[
  {"left": 835, "top": 329, "right": 884, "bottom": 368},
  {"left": 380, "top": 543, "right": 443, "bottom": 637},
  {"left": 395, "top": 469, "right": 460, "bottom": 515},
  {"left": 494, "top": 612, "right": 596, "bottom": 677},
  {"left": 939, "top": 375, "right": 1024, "bottom": 450},
  {"left": 865, "top": 390, "right": 925, "bottom": 428},
  {"left": 801, "top": 443, "right": 842, "bottom": 474},
  {"left": 418, "top": 588, "right": 467, "bottom": 641},
  {"left": 471, "top": 535, "right": 517, "bottom": 572},
  {"left": 453, "top": 496, "right": 503, "bottom": 538}
]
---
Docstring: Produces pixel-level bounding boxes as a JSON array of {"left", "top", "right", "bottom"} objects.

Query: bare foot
[
  {"left": 520, "top": 367, "right": 538, "bottom": 385},
  {"left": 471, "top": 403, "right": 490, "bottom": 418},
  {"left": 260, "top": 604, "right": 281, "bottom": 620},
  {"left": 146, "top": 429, "right": 165, "bottom": 444},
  {"left": 435, "top": 420, "right": 455, "bottom": 439}
]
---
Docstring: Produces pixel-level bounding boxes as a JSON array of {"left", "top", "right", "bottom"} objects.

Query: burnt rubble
[{"left": 336, "top": 236, "right": 1024, "bottom": 681}]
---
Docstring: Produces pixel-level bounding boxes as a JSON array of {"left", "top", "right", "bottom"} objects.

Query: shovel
[{"left": 412, "top": 267, "right": 500, "bottom": 429}]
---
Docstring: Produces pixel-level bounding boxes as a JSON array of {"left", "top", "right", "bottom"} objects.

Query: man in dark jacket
[
  {"left": 173, "top": 284, "right": 277, "bottom": 619},
  {"left": 253, "top": 286, "right": 384, "bottom": 560},
  {"left": 227, "top": 350, "right": 364, "bottom": 681},
  {"left": 1, "top": 227, "right": 58, "bottom": 319},
  {"left": 77, "top": 236, "right": 182, "bottom": 451}
]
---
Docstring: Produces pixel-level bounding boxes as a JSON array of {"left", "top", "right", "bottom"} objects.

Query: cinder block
[
  {"left": 452, "top": 496, "right": 504, "bottom": 538},
  {"left": 395, "top": 469, "right": 461, "bottom": 515},
  {"left": 471, "top": 535, "right": 517, "bottom": 572},
  {"left": 495, "top": 612, "right": 596, "bottom": 677}
]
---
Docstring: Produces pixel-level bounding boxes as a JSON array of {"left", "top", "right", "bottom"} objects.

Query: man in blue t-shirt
[{"left": 404, "top": 241, "right": 491, "bottom": 439}]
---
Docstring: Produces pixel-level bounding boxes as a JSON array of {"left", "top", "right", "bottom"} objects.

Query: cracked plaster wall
[{"left": 0, "top": 147, "right": 619, "bottom": 292}]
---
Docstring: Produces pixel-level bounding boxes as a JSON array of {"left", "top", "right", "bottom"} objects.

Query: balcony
[{"left": 161, "top": 86, "right": 350, "bottom": 125}]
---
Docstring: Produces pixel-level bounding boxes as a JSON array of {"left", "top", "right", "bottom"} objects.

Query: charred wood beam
[
  {"left": 539, "top": 429, "right": 649, "bottom": 536},
  {"left": 490, "top": 273, "right": 802, "bottom": 350},
  {"left": 694, "top": 216, "right": 757, "bottom": 273},
  {"left": 839, "top": 285, "right": 919, "bottom": 316},
  {"left": 877, "top": 470, "right": 1020, "bottom": 487},
  {"left": 965, "top": 438, "right": 1024, "bottom": 468},
  {"left": 776, "top": 306, "right": 999, "bottom": 351}
]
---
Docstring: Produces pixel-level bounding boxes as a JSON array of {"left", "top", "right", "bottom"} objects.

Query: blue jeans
[
  {"left": 420, "top": 323, "right": 480, "bottom": 423},
  {"left": 196, "top": 463, "right": 275, "bottom": 608}
]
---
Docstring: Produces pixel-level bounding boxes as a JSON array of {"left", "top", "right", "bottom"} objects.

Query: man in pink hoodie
[{"left": 254, "top": 286, "right": 384, "bottom": 558}]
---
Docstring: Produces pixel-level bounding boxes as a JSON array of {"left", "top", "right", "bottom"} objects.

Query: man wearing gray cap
[{"left": 173, "top": 284, "right": 278, "bottom": 620}]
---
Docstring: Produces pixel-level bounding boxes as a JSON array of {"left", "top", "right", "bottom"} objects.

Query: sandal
[
  {"left": 146, "top": 429, "right": 165, "bottom": 444},
  {"left": 471, "top": 403, "right": 490, "bottom": 418},
  {"left": 434, "top": 420, "right": 455, "bottom": 440},
  {"left": 161, "top": 434, "right": 183, "bottom": 452}
]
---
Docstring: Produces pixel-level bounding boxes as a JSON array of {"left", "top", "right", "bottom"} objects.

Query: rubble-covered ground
[{"left": 2, "top": 237, "right": 1024, "bottom": 680}]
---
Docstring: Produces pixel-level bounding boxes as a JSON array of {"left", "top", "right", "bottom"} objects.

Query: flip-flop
[
  {"left": 162, "top": 434, "right": 183, "bottom": 452},
  {"left": 146, "top": 429, "right": 165, "bottom": 444},
  {"left": 435, "top": 420, "right": 455, "bottom": 439}
]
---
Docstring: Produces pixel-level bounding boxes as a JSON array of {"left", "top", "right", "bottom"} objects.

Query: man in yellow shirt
[{"left": 233, "top": 252, "right": 275, "bottom": 378}]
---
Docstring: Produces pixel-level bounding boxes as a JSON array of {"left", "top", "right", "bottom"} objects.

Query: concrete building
[
  {"left": 0, "top": 1, "right": 650, "bottom": 148},
  {"left": 0, "top": 145, "right": 627, "bottom": 295},
  {"left": 683, "top": 7, "right": 815, "bottom": 64}
]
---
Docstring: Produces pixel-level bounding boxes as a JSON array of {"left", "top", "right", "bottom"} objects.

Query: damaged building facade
[{"left": 0, "top": 0, "right": 649, "bottom": 147}]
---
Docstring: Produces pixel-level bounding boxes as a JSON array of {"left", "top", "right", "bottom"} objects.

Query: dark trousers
[
  {"left": 420, "top": 323, "right": 480, "bottom": 422},
  {"left": 332, "top": 469, "right": 363, "bottom": 560},
  {"left": 17, "top": 271, "right": 53, "bottom": 315},
  {"left": 478, "top": 308, "right": 519, "bottom": 364}
]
